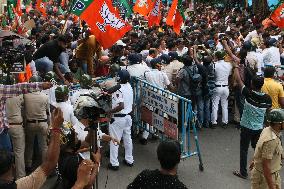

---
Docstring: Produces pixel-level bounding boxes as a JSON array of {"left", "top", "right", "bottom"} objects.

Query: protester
[
  {"left": 3, "top": 1, "right": 284, "bottom": 188},
  {"left": 127, "top": 140, "right": 187, "bottom": 189},
  {"left": 261, "top": 67, "right": 284, "bottom": 109}
]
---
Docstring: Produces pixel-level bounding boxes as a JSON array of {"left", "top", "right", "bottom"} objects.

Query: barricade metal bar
[{"left": 131, "top": 77, "right": 204, "bottom": 171}]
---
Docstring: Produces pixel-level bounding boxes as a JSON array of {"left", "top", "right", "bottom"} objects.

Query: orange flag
[
  {"left": 61, "top": 0, "right": 66, "bottom": 7},
  {"left": 270, "top": 3, "right": 284, "bottom": 29},
  {"left": 72, "top": 0, "right": 132, "bottom": 49},
  {"left": 15, "top": 0, "right": 23, "bottom": 16},
  {"left": 133, "top": 0, "right": 153, "bottom": 17},
  {"left": 36, "top": 0, "right": 47, "bottom": 17},
  {"left": 166, "top": 0, "right": 185, "bottom": 35},
  {"left": 148, "top": 0, "right": 161, "bottom": 28}
]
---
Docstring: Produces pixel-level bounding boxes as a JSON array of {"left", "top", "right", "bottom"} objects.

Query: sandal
[{"left": 233, "top": 170, "right": 248, "bottom": 179}]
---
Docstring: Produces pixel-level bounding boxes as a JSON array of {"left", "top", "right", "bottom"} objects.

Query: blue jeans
[
  {"left": 34, "top": 56, "right": 70, "bottom": 75},
  {"left": 191, "top": 95, "right": 205, "bottom": 126},
  {"left": 59, "top": 52, "right": 71, "bottom": 74},
  {"left": 203, "top": 96, "right": 211, "bottom": 125},
  {"left": 34, "top": 57, "right": 54, "bottom": 74},
  {"left": 0, "top": 129, "right": 12, "bottom": 151}
]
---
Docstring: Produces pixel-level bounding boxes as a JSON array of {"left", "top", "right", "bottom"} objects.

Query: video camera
[
  {"left": 0, "top": 47, "right": 25, "bottom": 74},
  {"left": 73, "top": 84, "right": 121, "bottom": 122}
]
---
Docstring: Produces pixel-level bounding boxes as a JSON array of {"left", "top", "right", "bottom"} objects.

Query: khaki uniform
[
  {"left": 6, "top": 95, "right": 25, "bottom": 179},
  {"left": 24, "top": 92, "right": 49, "bottom": 168},
  {"left": 251, "top": 127, "right": 284, "bottom": 189}
]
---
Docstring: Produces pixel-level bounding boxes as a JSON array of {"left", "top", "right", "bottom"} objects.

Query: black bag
[
  {"left": 184, "top": 64, "right": 202, "bottom": 96},
  {"left": 244, "top": 60, "right": 256, "bottom": 88}
]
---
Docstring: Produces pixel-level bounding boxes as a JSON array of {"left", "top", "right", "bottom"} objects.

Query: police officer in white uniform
[
  {"left": 211, "top": 51, "right": 233, "bottom": 128},
  {"left": 108, "top": 70, "right": 134, "bottom": 170}
]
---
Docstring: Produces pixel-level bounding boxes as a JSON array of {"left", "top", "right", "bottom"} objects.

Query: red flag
[
  {"left": 61, "top": 0, "right": 66, "bottom": 7},
  {"left": 133, "top": 0, "right": 153, "bottom": 17},
  {"left": 166, "top": 0, "right": 185, "bottom": 35},
  {"left": 148, "top": 0, "right": 161, "bottom": 27},
  {"left": 15, "top": 0, "right": 23, "bottom": 16},
  {"left": 72, "top": 0, "right": 132, "bottom": 49},
  {"left": 36, "top": 0, "right": 47, "bottom": 17},
  {"left": 270, "top": 3, "right": 284, "bottom": 29}
]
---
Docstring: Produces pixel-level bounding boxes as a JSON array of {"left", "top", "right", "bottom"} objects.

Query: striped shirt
[
  {"left": 240, "top": 86, "right": 272, "bottom": 130},
  {"left": 0, "top": 83, "right": 43, "bottom": 133}
]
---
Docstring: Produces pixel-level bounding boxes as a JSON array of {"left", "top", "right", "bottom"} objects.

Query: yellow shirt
[
  {"left": 261, "top": 78, "right": 284, "bottom": 109},
  {"left": 75, "top": 35, "right": 101, "bottom": 60}
]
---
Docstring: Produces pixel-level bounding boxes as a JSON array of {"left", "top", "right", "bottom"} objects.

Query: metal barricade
[{"left": 132, "top": 77, "right": 204, "bottom": 171}]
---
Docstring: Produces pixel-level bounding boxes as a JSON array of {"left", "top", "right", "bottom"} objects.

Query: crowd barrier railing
[{"left": 131, "top": 77, "right": 204, "bottom": 171}]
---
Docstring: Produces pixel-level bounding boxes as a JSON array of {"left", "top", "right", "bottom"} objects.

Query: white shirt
[
  {"left": 214, "top": 60, "right": 233, "bottom": 85},
  {"left": 244, "top": 30, "right": 261, "bottom": 42},
  {"left": 145, "top": 56, "right": 154, "bottom": 66},
  {"left": 112, "top": 83, "right": 133, "bottom": 114},
  {"left": 177, "top": 47, "right": 188, "bottom": 57},
  {"left": 125, "top": 63, "right": 151, "bottom": 79},
  {"left": 162, "top": 60, "right": 184, "bottom": 82},
  {"left": 42, "top": 86, "right": 57, "bottom": 107},
  {"left": 55, "top": 101, "right": 88, "bottom": 141},
  {"left": 216, "top": 42, "right": 224, "bottom": 51},
  {"left": 144, "top": 69, "right": 171, "bottom": 89},
  {"left": 262, "top": 46, "right": 281, "bottom": 67}
]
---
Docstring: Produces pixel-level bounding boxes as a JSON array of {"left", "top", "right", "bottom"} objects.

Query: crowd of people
[{"left": 1, "top": 1, "right": 284, "bottom": 189}]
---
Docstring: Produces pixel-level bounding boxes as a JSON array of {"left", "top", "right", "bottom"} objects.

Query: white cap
[{"left": 116, "top": 40, "right": 126, "bottom": 46}]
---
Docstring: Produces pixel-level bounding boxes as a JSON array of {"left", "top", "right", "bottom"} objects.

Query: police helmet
[
  {"left": 80, "top": 74, "right": 92, "bottom": 88},
  {"left": 267, "top": 109, "right": 284, "bottom": 124},
  {"left": 44, "top": 71, "right": 57, "bottom": 82},
  {"left": 109, "top": 63, "right": 121, "bottom": 76},
  {"left": 117, "top": 69, "right": 130, "bottom": 83},
  {"left": 29, "top": 75, "right": 42, "bottom": 83},
  {"left": 55, "top": 86, "right": 69, "bottom": 102},
  {"left": 214, "top": 50, "right": 226, "bottom": 60}
]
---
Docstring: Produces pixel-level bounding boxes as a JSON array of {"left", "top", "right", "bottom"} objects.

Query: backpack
[
  {"left": 184, "top": 64, "right": 202, "bottom": 96},
  {"left": 244, "top": 60, "right": 256, "bottom": 88}
]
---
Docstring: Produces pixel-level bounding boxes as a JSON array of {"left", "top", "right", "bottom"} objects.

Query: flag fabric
[
  {"left": 61, "top": 0, "right": 66, "bottom": 7},
  {"left": 118, "top": 0, "right": 133, "bottom": 18},
  {"left": 148, "top": 0, "right": 161, "bottom": 27},
  {"left": 270, "top": 3, "right": 284, "bottom": 29},
  {"left": 36, "top": 0, "right": 47, "bottom": 17},
  {"left": 72, "top": 0, "right": 132, "bottom": 49},
  {"left": 25, "top": 0, "right": 32, "bottom": 13},
  {"left": 15, "top": 0, "right": 22, "bottom": 16},
  {"left": 133, "top": 0, "right": 153, "bottom": 17},
  {"left": 166, "top": 0, "right": 185, "bottom": 34}
]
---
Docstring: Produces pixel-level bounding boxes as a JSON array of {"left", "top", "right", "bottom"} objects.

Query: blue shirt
[{"left": 240, "top": 86, "right": 272, "bottom": 130}]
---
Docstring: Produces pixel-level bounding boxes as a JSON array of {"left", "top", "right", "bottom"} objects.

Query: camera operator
[
  {"left": 0, "top": 107, "right": 63, "bottom": 189},
  {"left": 56, "top": 86, "right": 120, "bottom": 188}
]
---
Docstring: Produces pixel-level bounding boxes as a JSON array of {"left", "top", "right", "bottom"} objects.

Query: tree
[{"left": 252, "top": 0, "right": 269, "bottom": 19}]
